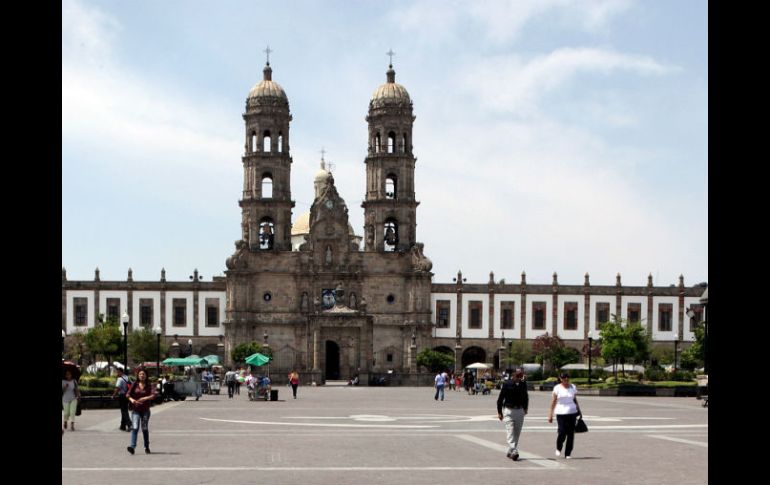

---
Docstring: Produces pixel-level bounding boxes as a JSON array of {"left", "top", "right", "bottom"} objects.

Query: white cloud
[
  {"left": 393, "top": 0, "right": 635, "bottom": 44},
  {"left": 461, "top": 47, "right": 674, "bottom": 115}
]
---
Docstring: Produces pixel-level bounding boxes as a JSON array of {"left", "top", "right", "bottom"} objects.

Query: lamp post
[
  {"left": 61, "top": 329, "right": 66, "bottom": 356},
  {"left": 154, "top": 326, "right": 162, "bottom": 401},
  {"left": 154, "top": 326, "right": 162, "bottom": 380},
  {"left": 121, "top": 311, "right": 129, "bottom": 371},
  {"left": 588, "top": 331, "right": 594, "bottom": 387},
  {"left": 673, "top": 333, "right": 679, "bottom": 373},
  {"left": 187, "top": 338, "right": 193, "bottom": 357}
]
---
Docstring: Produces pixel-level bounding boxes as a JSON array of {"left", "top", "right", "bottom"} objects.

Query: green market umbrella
[
  {"left": 202, "top": 355, "right": 221, "bottom": 365},
  {"left": 162, "top": 357, "right": 210, "bottom": 367},
  {"left": 244, "top": 352, "right": 271, "bottom": 367}
]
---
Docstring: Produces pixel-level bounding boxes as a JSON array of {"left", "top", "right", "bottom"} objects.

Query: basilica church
[{"left": 62, "top": 59, "right": 706, "bottom": 384}]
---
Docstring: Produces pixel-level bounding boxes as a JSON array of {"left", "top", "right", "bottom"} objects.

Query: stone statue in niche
[{"left": 325, "top": 246, "right": 333, "bottom": 264}]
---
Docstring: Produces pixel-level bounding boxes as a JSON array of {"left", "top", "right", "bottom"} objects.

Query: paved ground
[{"left": 62, "top": 386, "right": 708, "bottom": 485}]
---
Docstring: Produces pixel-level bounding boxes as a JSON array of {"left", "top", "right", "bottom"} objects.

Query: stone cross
[{"left": 386, "top": 49, "right": 395, "bottom": 66}]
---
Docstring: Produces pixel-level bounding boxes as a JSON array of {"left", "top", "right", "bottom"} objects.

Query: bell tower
[
  {"left": 361, "top": 56, "right": 418, "bottom": 252},
  {"left": 239, "top": 49, "right": 295, "bottom": 251}
]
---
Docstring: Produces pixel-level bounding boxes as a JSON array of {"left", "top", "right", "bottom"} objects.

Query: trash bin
[{"left": 270, "top": 389, "right": 278, "bottom": 401}]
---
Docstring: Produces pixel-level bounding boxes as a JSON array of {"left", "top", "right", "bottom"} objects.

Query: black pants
[
  {"left": 227, "top": 381, "right": 235, "bottom": 398},
  {"left": 556, "top": 413, "right": 579, "bottom": 457},
  {"left": 118, "top": 394, "right": 130, "bottom": 430},
  {"left": 291, "top": 384, "right": 298, "bottom": 398}
]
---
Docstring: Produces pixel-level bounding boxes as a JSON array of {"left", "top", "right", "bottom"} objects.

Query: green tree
[
  {"left": 416, "top": 348, "right": 454, "bottom": 373},
  {"left": 532, "top": 333, "right": 564, "bottom": 375},
  {"left": 231, "top": 341, "right": 267, "bottom": 364},
  {"left": 84, "top": 314, "right": 123, "bottom": 369},
  {"left": 129, "top": 327, "right": 161, "bottom": 365},
  {"left": 626, "top": 322, "right": 651, "bottom": 364},
  {"left": 679, "top": 321, "right": 705, "bottom": 371},
  {"left": 599, "top": 317, "right": 649, "bottom": 379},
  {"left": 552, "top": 346, "right": 581, "bottom": 369},
  {"left": 64, "top": 329, "right": 88, "bottom": 366},
  {"left": 502, "top": 341, "right": 532, "bottom": 369}
]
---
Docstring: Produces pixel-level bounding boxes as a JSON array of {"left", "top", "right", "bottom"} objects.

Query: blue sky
[{"left": 62, "top": 0, "right": 707, "bottom": 287}]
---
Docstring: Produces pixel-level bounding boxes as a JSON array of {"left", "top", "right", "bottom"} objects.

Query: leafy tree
[
  {"left": 416, "top": 348, "right": 454, "bottom": 373},
  {"left": 679, "top": 321, "right": 705, "bottom": 371},
  {"left": 64, "top": 329, "right": 88, "bottom": 366},
  {"left": 532, "top": 333, "right": 564, "bottom": 375},
  {"left": 599, "top": 317, "right": 650, "bottom": 379},
  {"left": 84, "top": 314, "right": 123, "bottom": 368},
  {"left": 502, "top": 341, "right": 532, "bottom": 369},
  {"left": 552, "top": 346, "right": 581, "bottom": 369},
  {"left": 129, "top": 327, "right": 162, "bottom": 365},
  {"left": 231, "top": 341, "right": 267, "bottom": 364}
]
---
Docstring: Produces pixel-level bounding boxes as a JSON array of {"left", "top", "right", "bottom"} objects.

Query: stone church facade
[{"left": 62, "top": 61, "right": 706, "bottom": 384}]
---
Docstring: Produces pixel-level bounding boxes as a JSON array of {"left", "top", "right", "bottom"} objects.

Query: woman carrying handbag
[{"left": 547, "top": 372, "right": 582, "bottom": 459}]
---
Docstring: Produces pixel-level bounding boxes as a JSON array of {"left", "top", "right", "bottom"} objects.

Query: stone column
[{"left": 312, "top": 330, "right": 320, "bottom": 372}]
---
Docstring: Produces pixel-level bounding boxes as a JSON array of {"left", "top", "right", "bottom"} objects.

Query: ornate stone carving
[{"left": 410, "top": 242, "right": 432, "bottom": 272}]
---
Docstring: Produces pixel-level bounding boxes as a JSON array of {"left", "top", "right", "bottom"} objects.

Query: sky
[{"left": 62, "top": 0, "right": 708, "bottom": 287}]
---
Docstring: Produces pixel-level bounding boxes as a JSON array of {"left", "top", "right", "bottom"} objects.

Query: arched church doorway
[{"left": 325, "top": 340, "right": 340, "bottom": 380}]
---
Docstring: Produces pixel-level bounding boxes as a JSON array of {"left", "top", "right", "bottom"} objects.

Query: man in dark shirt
[{"left": 496, "top": 368, "right": 529, "bottom": 461}]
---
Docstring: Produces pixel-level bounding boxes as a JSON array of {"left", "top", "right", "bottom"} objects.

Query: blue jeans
[
  {"left": 130, "top": 410, "right": 151, "bottom": 449},
  {"left": 434, "top": 384, "right": 445, "bottom": 401}
]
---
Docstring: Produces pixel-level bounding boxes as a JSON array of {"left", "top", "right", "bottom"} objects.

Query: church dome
[
  {"left": 314, "top": 166, "right": 331, "bottom": 183},
  {"left": 291, "top": 212, "right": 310, "bottom": 236},
  {"left": 248, "top": 64, "right": 288, "bottom": 103},
  {"left": 291, "top": 212, "right": 356, "bottom": 237},
  {"left": 371, "top": 65, "right": 410, "bottom": 108}
]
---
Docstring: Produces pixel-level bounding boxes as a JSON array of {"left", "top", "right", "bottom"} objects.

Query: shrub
[{"left": 644, "top": 367, "right": 668, "bottom": 382}]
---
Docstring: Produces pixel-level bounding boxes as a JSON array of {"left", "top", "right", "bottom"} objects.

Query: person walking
[
  {"left": 111, "top": 368, "right": 132, "bottom": 431},
  {"left": 497, "top": 368, "right": 529, "bottom": 461},
  {"left": 126, "top": 369, "right": 158, "bottom": 455},
  {"left": 434, "top": 371, "right": 446, "bottom": 401},
  {"left": 289, "top": 371, "right": 300, "bottom": 399},
  {"left": 548, "top": 372, "right": 581, "bottom": 459},
  {"left": 62, "top": 369, "right": 81, "bottom": 432},
  {"left": 225, "top": 367, "right": 236, "bottom": 398}
]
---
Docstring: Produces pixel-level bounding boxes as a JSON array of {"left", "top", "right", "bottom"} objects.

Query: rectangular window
[
  {"left": 628, "top": 303, "right": 641, "bottom": 324},
  {"left": 173, "top": 299, "right": 186, "bottom": 327},
  {"left": 74, "top": 298, "right": 87, "bottom": 326},
  {"left": 206, "top": 298, "right": 219, "bottom": 327},
  {"left": 469, "top": 301, "right": 482, "bottom": 329},
  {"left": 501, "top": 302, "right": 515, "bottom": 329},
  {"left": 596, "top": 303, "right": 610, "bottom": 328},
  {"left": 533, "top": 302, "right": 546, "bottom": 330},
  {"left": 140, "top": 299, "right": 153, "bottom": 327},
  {"left": 386, "top": 353, "right": 393, "bottom": 362},
  {"left": 436, "top": 300, "right": 451, "bottom": 328},
  {"left": 564, "top": 302, "right": 578, "bottom": 330},
  {"left": 658, "top": 303, "right": 673, "bottom": 332},
  {"left": 106, "top": 298, "right": 120, "bottom": 321}
]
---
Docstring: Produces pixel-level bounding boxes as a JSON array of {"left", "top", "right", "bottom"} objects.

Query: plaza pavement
[{"left": 62, "top": 385, "right": 708, "bottom": 485}]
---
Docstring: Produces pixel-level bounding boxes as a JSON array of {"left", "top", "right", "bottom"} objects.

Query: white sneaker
[
  {"left": 555, "top": 450, "right": 561, "bottom": 457},
  {"left": 566, "top": 456, "right": 572, "bottom": 460}
]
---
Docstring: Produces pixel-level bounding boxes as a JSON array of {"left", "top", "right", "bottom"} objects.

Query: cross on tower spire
[
  {"left": 264, "top": 45, "right": 272, "bottom": 65},
  {"left": 386, "top": 48, "right": 395, "bottom": 67}
]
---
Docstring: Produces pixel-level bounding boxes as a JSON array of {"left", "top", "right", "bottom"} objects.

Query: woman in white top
[
  {"left": 547, "top": 372, "right": 581, "bottom": 459},
  {"left": 62, "top": 369, "right": 81, "bottom": 432}
]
